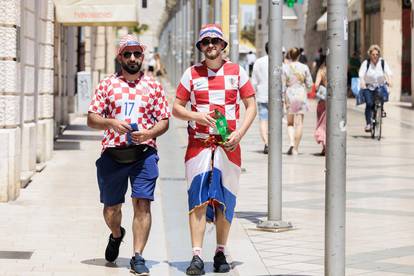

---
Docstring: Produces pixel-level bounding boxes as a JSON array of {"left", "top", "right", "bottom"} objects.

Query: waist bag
[{"left": 104, "top": 145, "right": 154, "bottom": 164}]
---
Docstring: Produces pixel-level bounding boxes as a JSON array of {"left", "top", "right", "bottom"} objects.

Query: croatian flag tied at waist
[{"left": 185, "top": 138, "right": 241, "bottom": 223}]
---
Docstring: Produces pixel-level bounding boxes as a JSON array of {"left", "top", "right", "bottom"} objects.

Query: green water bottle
[{"left": 215, "top": 110, "right": 230, "bottom": 142}]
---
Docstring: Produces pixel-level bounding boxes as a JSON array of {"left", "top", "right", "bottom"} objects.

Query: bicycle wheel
[
  {"left": 376, "top": 105, "right": 382, "bottom": 140},
  {"left": 370, "top": 109, "right": 376, "bottom": 139}
]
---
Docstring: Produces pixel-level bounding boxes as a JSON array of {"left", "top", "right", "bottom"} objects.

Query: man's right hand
[
  {"left": 107, "top": 119, "right": 132, "bottom": 135},
  {"left": 194, "top": 111, "right": 216, "bottom": 128}
]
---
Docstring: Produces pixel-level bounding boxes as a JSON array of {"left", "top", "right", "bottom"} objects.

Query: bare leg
[
  {"left": 287, "top": 114, "right": 295, "bottom": 147},
  {"left": 259, "top": 120, "right": 268, "bottom": 146},
  {"left": 132, "top": 198, "right": 152, "bottom": 254},
  {"left": 189, "top": 204, "right": 208, "bottom": 248},
  {"left": 294, "top": 114, "right": 304, "bottom": 152},
  {"left": 215, "top": 208, "right": 231, "bottom": 246},
  {"left": 103, "top": 204, "right": 122, "bottom": 238}
]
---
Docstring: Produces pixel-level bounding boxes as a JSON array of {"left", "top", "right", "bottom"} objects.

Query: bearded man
[
  {"left": 87, "top": 34, "right": 170, "bottom": 275},
  {"left": 172, "top": 24, "right": 257, "bottom": 275}
]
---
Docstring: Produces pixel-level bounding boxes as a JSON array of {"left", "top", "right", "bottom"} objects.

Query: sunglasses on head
[
  {"left": 122, "top": 51, "right": 143, "bottom": 59},
  {"left": 200, "top": 37, "right": 222, "bottom": 46}
]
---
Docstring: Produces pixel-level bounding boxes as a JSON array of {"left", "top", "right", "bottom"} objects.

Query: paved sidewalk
[{"left": 1, "top": 79, "right": 414, "bottom": 276}]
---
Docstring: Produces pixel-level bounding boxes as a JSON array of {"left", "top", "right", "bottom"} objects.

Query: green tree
[
  {"left": 129, "top": 23, "right": 149, "bottom": 35},
  {"left": 241, "top": 25, "right": 255, "bottom": 45}
]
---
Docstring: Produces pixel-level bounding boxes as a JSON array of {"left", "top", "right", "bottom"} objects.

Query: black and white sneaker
[
  {"left": 186, "top": 255, "right": 205, "bottom": 275},
  {"left": 130, "top": 255, "right": 150, "bottom": 275},
  {"left": 213, "top": 251, "right": 231, "bottom": 273},
  {"left": 105, "top": 226, "right": 125, "bottom": 262}
]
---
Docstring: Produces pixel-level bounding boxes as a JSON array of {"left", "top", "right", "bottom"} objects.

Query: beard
[
  {"left": 204, "top": 48, "right": 221, "bottom": 60},
  {"left": 121, "top": 60, "right": 142, "bottom": 74}
]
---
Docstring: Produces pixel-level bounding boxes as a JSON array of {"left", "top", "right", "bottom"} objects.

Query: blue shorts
[
  {"left": 96, "top": 147, "right": 159, "bottom": 206},
  {"left": 258, "top": 102, "right": 269, "bottom": 120}
]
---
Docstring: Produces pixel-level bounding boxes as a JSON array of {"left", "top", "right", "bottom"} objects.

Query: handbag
[
  {"left": 316, "top": 85, "right": 327, "bottom": 101},
  {"left": 104, "top": 145, "right": 153, "bottom": 164},
  {"left": 308, "top": 84, "right": 316, "bottom": 99},
  {"left": 351, "top": 77, "right": 360, "bottom": 97}
]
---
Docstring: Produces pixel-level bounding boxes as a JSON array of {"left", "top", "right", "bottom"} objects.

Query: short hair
[
  {"left": 288, "top": 47, "right": 301, "bottom": 61},
  {"left": 367, "top": 44, "right": 381, "bottom": 56},
  {"left": 265, "top": 42, "right": 269, "bottom": 55}
]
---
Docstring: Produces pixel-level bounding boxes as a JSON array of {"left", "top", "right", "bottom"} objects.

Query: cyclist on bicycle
[{"left": 358, "top": 44, "right": 392, "bottom": 132}]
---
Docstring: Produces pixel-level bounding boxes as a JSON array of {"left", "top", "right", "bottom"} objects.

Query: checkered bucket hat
[
  {"left": 196, "top": 24, "right": 228, "bottom": 51},
  {"left": 117, "top": 34, "right": 147, "bottom": 55}
]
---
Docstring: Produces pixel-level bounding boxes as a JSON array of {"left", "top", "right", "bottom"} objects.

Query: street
[{"left": 1, "top": 81, "right": 414, "bottom": 275}]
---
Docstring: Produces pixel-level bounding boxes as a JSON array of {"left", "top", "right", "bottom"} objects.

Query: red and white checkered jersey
[
  {"left": 89, "top": 72, "right": 170, "bottom": 151},
  {"left": 176, "top": 60, "right": 255, "bottom": 139}
]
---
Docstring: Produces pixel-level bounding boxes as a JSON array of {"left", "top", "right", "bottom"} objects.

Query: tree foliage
[{"left": 241, "top": 25, "right": 255, "bottom": 45}]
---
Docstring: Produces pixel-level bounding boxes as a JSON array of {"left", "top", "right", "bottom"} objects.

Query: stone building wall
[{"left": 0, "top": 0, "right": 55, "bottom": 202}]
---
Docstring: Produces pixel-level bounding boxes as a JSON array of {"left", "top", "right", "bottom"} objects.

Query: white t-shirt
[
  {"left": 358, "top": 58, "right": 392, "bottom": 90},
  {"left": 251, "top": 55, "right": 268, "bottom": 103}
]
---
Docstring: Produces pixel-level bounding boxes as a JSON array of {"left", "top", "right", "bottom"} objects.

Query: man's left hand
[
  {"left": 131, "top": 129, "right": 152, "bottom": 144},
  {"left": 223, "top": 130, "right": 242, "bottom": 152}
]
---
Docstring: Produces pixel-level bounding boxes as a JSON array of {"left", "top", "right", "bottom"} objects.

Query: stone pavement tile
[
  {"left": 267, "top": 266, "right": 303, "bottom": 275},
  {"left": 357, "top": 272, "right": 410, "bottom": 276},
  {"left": 345, "top": 268, "right": 375, "bottom": 275},
  {"left": 385, "top": 255, "right": 414, "bottom": 266},
  {"left": 276, "top": 262, "right": 324, "bottom": 273}
]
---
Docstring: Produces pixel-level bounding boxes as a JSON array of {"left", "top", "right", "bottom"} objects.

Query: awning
[
  {"left": 316, "top": 0, "right": 361, "bottom": 31},
  {"left": 53, "top": 0, "right": 138, "bottom": 26}
]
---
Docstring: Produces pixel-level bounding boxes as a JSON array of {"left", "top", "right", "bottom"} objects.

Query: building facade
[{"left": 0, "top": 0, "right": 55, "bottom": 202}]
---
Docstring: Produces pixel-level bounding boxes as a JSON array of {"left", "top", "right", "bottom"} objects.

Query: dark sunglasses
[
  {"left": 200, "top": 37, "right": 222, "bottom": 46},
  {"left": 122, "top": 51, "right": 143, "bottom": 59}
]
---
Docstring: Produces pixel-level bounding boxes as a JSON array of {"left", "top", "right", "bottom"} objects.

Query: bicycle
[{"left": 370, "top": 90, "right": 384, "bottom": 140}]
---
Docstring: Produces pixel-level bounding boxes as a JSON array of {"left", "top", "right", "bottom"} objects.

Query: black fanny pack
[{"left": 104, "top": 145, "right": 154, "bottom": 164}]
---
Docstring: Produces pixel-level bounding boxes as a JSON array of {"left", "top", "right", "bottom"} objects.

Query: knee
[
  {"left": 103, "top": 204, "right": 121, "bottom": 217},
  {"left": 133, "top": 199, "right": 151, "bottom": 214}
]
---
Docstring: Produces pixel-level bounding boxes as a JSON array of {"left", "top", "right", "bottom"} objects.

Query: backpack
[{"left": 366, "top": 58, "right": 385, "bottom": 73}]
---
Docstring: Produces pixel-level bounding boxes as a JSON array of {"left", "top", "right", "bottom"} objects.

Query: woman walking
[
  {"left": 314, "top": 55, "right": 327, "bottom": 156},
  {"left": 282, "top": 47, "right": 313, "bottom": 155}
]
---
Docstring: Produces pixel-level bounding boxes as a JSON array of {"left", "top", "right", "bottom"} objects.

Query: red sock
[{"left": 215, "top": 244, "right": 225, "bottom": 254}]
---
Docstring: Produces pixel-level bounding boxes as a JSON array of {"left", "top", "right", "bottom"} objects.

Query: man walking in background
[{"left": 252, "top": 42, "right": 270, "bottom": 154}]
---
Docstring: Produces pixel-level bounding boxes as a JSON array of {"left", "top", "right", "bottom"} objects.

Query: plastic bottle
[{"left": 215, "top": 110, "right": 230, "bottom": 142}]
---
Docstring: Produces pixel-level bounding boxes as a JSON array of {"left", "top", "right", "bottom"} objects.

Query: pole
[
  {"left": 214, "top": 0, "right": 222, "bottom": 24},
  {"left": 193, "top": 1, "right": 200, "bottom": 63},
  {"left": 257, "top": 0, "right": 291, "bottom": 231},
  {"left": 325, "top": 0, "right": 348, "bottom": 275},
  {"left": 201, "top": 0, "right": 208, "bottom": 25},
  {"left": 229, "top": 0, "right": 239, "bottom": 63}
]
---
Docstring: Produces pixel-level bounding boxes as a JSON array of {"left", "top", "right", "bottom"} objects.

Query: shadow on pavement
[
  {"left": 64, "top": 124, "right": 97, "bottom": 131},
  {"left": 58, "top": 134, "right": 102, "bottom": 141},
  {"left": 235, "top": 211, "right": 267, "bottom": 224},
  {"left": 81, "top": 257, "right": 159, "bottom": 269},
  {"left": 54, "top": 141, "right": 81, "bottom": 150},
  {"left": 351, "top": 135, "right": 379, "bottom": 139},
  {"left": 167, "top": 260, "right": 243, "bottom": 274}
]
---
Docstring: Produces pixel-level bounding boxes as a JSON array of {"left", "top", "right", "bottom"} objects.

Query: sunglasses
[
  {"left": 200, "top": 37, "right": 222, "bottom": 46},
  {"left": 122, "top": 51, "right": 143, "bottom": 59}
]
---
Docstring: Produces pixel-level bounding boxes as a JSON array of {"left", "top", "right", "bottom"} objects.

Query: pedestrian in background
[
  {"left": 282, "top": 47, "right": 313, "bottom": 155},
  {"left": 87, "top": 34, "right": 170, "bottom": 275},
  {"left": 172, "top": 24, "right": 257, "bottom": 275},
  {"left": 246, "top": 50, "right": 256, "bottom": 77},
  {"left": 314, "top": 55, "right": 327, "bottom": 156},
  {"left": 154, "top": 53, "right": 165, "bottom": 77},
  {"left": 358, "top": 44, "right": 392, "bottom": 132},
  {"left": 251, "top": 42, "right": 270, "bottom": 154},
  {"left": 298, "top": 47, "right": 308, "bottom": 64}
]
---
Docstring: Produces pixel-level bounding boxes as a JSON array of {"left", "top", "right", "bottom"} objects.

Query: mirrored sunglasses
[
  {"left": 200, "top": 37, "right": 222, "bottom": 46},
  {"left": 122, "top": 51, "right": 143, "bottom": 59}
]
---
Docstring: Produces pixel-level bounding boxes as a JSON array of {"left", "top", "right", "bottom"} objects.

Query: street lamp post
[
  {"left": 257, "top": 0, "right": 292, "bottom": 232},
  {"left": 229, "top": 0, "right": 239, "bottom": 63},
  {"left": 325, "top": 0, "right": 348, "bottom": 275}
]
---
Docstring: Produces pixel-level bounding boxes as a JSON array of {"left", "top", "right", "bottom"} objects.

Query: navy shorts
[{"left": 95, "top": 147, "right": 159, "bottom": 206}]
